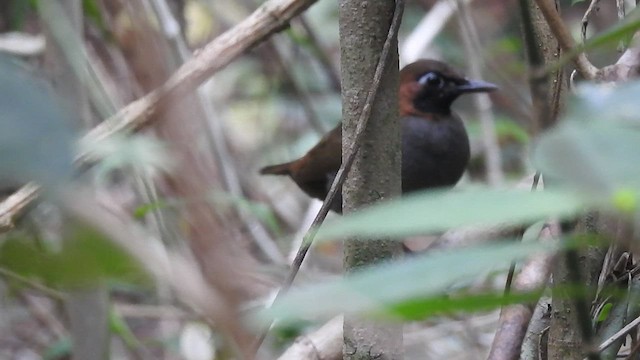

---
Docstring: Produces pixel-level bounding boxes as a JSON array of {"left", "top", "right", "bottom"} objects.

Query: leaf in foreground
[
  {"left": 316, "top": 188, "right": 586, "bottom": 241},
  {"left": 257, "top": 240, "right": 558, "bottom": 324}
]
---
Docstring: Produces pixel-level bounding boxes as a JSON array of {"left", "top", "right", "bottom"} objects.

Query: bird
[{"left": 260, "top": 59, "right": 497, "bottom": 213}]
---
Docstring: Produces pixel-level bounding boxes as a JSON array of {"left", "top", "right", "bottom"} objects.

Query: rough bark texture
[
  {"left": 549, "top": 215, "right": 606, "bottom": 360},
  {"left": 527, "top": 0, "right": 566, "bottom": 134},
  {"left": 339, "top": 0, "right": 403, "bottom": 359}
]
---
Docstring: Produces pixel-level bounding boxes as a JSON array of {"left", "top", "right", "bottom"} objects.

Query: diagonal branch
[
  {"left": 534, "top": 0, "right": 598, "bottom": 79},
  {"left": 0, "top": 0, "right": 319, "bottom": 232}
]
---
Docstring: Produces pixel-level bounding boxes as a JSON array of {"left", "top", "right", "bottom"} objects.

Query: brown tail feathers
[{"left": 260, "top": 162, "right": 294, "bottom": 176}]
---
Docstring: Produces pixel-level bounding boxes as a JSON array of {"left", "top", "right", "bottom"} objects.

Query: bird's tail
[{"left": 260, "top": 162, "right": 294, "bottom": 175}]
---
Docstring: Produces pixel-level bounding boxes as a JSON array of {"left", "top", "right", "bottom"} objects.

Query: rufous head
[{"left": 399, "top": 59, "right": 497, "bottom": 117}]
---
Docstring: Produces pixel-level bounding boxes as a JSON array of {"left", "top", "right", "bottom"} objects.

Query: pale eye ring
[{"left": 418, "top": 72, "right": 444, "bottom": 87}]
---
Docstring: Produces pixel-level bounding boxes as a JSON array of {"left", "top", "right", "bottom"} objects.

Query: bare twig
[
  {"left": 0, "top": 268, "right": 65, "bottom": 300},
  {"left": 251, "top": 0, "right": 405, "bottom": 353},
  {"left": 0, "top": 184, "right": 39, "bottom": 232},
  {"left": 597, "top": 314, "right": 640, "bottom": 353},
  {"left": 534, "top": 0, "right": 598, "bottom": 79},
  {"left": 581, "top": 0, "right": 602, "bottom": 43}
]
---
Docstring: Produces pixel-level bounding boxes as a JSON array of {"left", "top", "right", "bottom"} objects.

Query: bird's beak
[{"left": 456, "top": 79, "right": 498, "bottom": 93}]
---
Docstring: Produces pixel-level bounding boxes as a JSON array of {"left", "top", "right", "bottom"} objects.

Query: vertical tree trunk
[{"left": 339, "top": 0, "right": 403, "bottom": 359}]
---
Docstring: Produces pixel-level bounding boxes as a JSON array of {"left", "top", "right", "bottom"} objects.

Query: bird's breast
[{"left": 400, "top": 115, "right": 470, "bottom": 192}]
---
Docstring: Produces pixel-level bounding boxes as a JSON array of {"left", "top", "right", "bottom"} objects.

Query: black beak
[{"left": 456, "top": 79, "right": 498, "bottom": 93}]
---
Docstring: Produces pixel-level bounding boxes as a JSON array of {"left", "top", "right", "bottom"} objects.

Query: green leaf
[
  {"left": 596, "top": 302, "right": 613, "bottom": 322},
  {"left": 0, "top": 222, "right": 149, "bottom": 288},
  {"left": 43, "top": 338, "right": 71, "bottom": 360},
  {"left": 316, "top": 188, "right": 587, "bottom": 241},
  {"left": 257, "top": 240, "right": 558, "bottom": 324},
  {"left": 385, "top": 290, "right": 542, "bottom": 320}
]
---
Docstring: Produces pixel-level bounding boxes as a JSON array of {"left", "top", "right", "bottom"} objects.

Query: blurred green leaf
[
  {"left": 534, "top": 83, "right": 640, "bottom": 196},
  {"left": 84, "top": 134, "right": 173, "bottom": 182},
  {"left": 0, "top": 55, "right": 76, "bottom": 191},
  {"left": 551, "top": 8, "right": 640, "bottom": 71},
  {"left": 316, "top": 188, "right": 588, "bottom": 241},
  {"left": 466, "top": 117, "right": 529, "bottom": 144},
  {"left": 596, "top": 302, "right": 613, "bottom": 322},
  {"left": 583, "top": 7, "right": 640, "bottom": 50},
  {"left": 43, "top": 338, "right": 71, "bottom": 360},
  {"left": 257, "top": 240, "right": 558, "bottom": 324},
  {"left": 572, "top": 0, "right": 586, "bottom": 5},
  {"left": 9, "top": 0, "right": 36, "bottom": 30},
  {"left": 83, "top": 0, "right": 107, "bottom": 33},
  {"left": 109, "top": 309, "right": 141, "bottom": 349},
  {"left": 0, "top": 222, "right": 148, "bottom": 288},
  {"left": 133, "top": 200, "right": 170, "bottom": 219},
  {"left": 385, "top": 290, "right": 542, "bottom": 320}
]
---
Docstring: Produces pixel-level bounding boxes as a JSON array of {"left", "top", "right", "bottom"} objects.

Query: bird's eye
[{"left": 418, "top": 72, "right": 444, "bottom": 88}]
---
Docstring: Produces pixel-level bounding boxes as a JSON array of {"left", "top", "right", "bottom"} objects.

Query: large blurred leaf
[
  {"left": 386, "top": 290, "right": 542, "bottom": 320},
  {"left": 0, "top": 55, "right": 76, "bottom": 191},
  {"left": 257, "top": 240, "right": 557, "bottom": 324},
  {"left": 534, "top": 82, "right": 640, "bottom": 197},
  {"left": 0, "top": 222, "right": 148, "bottom": 288},
  {"left": 316, "top": 188, "right": 587, "bottom": 241}
]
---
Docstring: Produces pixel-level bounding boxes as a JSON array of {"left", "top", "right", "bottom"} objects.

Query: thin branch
[
  {"left": 0, "top": 184, "right": 39, "bottom": 232},
  {"left": 581, "top": 0, "right": 602, "bottom": 43},
  {"left": 0, "top": 268, "right": 65, "bottom": 300},
  {"left": 251, "top": 0, "right": 405, "bottom": 353},
  {"left": 534, "top": 0, "right": 598, "bottom": 79},
  {"left": 597, "top": 308, "right": 640, "bottom": 352}
]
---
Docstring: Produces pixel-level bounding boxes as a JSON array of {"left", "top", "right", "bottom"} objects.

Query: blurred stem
[
  {"left": 297, "top": 16, "right": 341, "bottom": 93},
  {"left": 41, "top": 1, "right": 111, "bottom": 359},
  {"left": 150, "top": 0, "right": 285, "bottom": 264},
  {"left": 456, "top": 0, "right": 503, "bottom": 186},
  {"left": 38, "top": 0, "right": 117, "bottom": 120},
  {"left": 269, "top": 38, "right": 330, "bottom": 134}
]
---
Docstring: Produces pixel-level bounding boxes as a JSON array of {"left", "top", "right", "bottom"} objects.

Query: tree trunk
[{"left": 339, "top": 0, "right": 403, "bottom": 358}]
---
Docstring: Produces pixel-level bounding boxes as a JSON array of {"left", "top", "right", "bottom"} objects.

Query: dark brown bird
[{"left": 260, "top": 60, "right": 497, "bottom": 212}]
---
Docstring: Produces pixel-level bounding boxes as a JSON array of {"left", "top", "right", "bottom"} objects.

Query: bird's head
[{"left": 399, "top": 59, "right": 497, "bottom": 117}]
